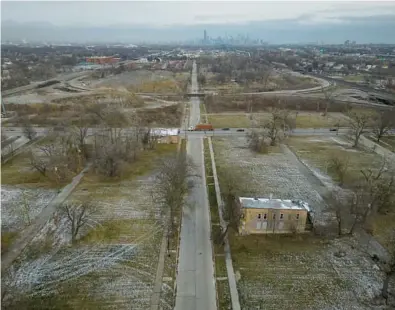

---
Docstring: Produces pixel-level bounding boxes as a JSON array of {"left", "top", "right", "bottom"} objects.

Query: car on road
[
  {"left": 329, "top": 128, "right": 338, "bottom": 132},
  {"left": 188, "top": 126, "right": 194, "bottom": 131},
  {"left": 222, "top": 128, "right": 230, "bottom": 131},
  {"left": 236, "top": 129, "right": 245, "bottom": 132}
]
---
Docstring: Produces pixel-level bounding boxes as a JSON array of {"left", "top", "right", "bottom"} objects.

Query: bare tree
[
  {"left": 60, "top": 202, "right": 97, "bottom": 244},
  {"left": 215, "top": 168, "right": 244, "bottom": 245},
  {"left": 69, "top": 115, "right": 90, "bottom": 158},
  {"left": 322, "top": 86, "right": 335, "bottom": 116},
  {"left": 263, "top": 106, "right": 292, "bottom": 146},
  {"left": 29, "top": 150, "right": 48, "bottom": 177},
  {"left": 153, "top": 152, "right": 194, "bottom": 252},
  {"left": 359, "top": 160, "right": 395, "bottom": 215},
  {"left": 328, "top": 190, "right": 351, "bottom": 236},
  {"left": 372, "top": 110, "right": 395, "bottom": 143},
  {"left": 328, "top": 155, "right": 350, "bottom": 186},
  {"left": 246, "top": 130, "right": 268, "bottom": 153},
  {"left": 142, "top": 128, "right": 158, "bottom": 150},
  {"left": 93, "top": 128, "right": 140, "bottom": 177},
  {"left": 248, "top": 68, "right": 272, "bottom": 118},
  {"left": 23, "top": 123, "right": 37, "bottom": 141},
  {"left": 29, "top": 132, "right": 85, "bottom": 182},
  {"left": 347, "top": 109, "right": 372, "bottom": 147}
]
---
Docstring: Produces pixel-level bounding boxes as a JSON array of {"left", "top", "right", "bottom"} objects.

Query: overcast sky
[{"left": 2, "top": 1, "right": 395, "bottom": 27}]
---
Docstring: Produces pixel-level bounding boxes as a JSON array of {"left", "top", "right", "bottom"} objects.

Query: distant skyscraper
[{"left": 204, "top": 30, "right": 207, "bottom": 42}]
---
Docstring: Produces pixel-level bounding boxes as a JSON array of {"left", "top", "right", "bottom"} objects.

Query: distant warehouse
[
  {"left": 86, "top": 56, "right": 121, "bottom": 65},
  {"left": 238, "top": 197, "right": 312, "bottom": 234}
]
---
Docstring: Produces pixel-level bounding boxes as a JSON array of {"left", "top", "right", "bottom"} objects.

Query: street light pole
[{"left": 1, "top": 95, "right": 6, "bottom": 116}]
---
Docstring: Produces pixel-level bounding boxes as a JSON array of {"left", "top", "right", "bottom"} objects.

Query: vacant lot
[
  {"left": 204, "top": 95, "right": 342, "bottom": 114},
  {"left": 286, "top": 135, "right": 384, "bottom": 190},
  {"left": 212, "top": 136, "right": 326, "bottom": 222},
  {"left": 2, "top": 144, "right": 178, "bottom": 309},
  {"left": 207, "top": 114, "right": 251, "bottom": 128},
  {"left": 287, "top": 135, "right": 395, "bottom": 251},
  {"left": 1, "top": 151, "right": 61, "bottom": 254},
  {"left": 88, "top": 70, "right": 173, "bottom": 88},
  {"left": 87, "top": 69, "right": 189, "bottom": 94},
  {"left": 203, "top": 71, "right": 320, "bottom": 93},
  {"left": 230, "top": 232, "right": 384, "bottom": 310},
  {"left": 206, "top": 112, "right": 350, "bottom": 129},
  {"left": 212, "top": 136, "right": 388, "bottom": 309}
]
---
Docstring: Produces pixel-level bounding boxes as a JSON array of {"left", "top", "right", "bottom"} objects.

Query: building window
[
  {"left": 273, "top": 214, "right": 276, "bottom": 219},
  {"left": 280, "top": 213, "right": 284, "bottom": 219},
  {"left": 258, "top": 214, "right": 261, "bottom": 219},
  {"left": 263, "top": 214, "right": 267, "bottom": 220},
  {"left": 296, "top": 213, "right": 300, "bottom": 220}
]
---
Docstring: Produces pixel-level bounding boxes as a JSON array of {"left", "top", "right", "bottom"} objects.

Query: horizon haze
[{"left": 2, "top": 1, "right": 395, "bottom": 44}]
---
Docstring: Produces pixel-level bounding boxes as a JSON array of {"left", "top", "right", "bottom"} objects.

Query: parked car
[{"left": 237, "top": 129, "right": 245, "bottom": 132}]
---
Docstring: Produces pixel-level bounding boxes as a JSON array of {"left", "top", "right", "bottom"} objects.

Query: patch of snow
[
  {"left": 1, "top": 186, "right": 57, "bottom": 232},
  {"left": 331, "top": 137, "right": 350, "bottom": 146}
]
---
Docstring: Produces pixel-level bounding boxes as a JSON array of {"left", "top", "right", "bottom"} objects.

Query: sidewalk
[{"left": 207, "top": 137, "right": 241, "bottom": 310}]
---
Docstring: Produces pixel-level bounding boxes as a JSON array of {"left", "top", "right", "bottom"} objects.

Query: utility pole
[{"left": 1, "top": 94, "right": 6, "bottom": 116}]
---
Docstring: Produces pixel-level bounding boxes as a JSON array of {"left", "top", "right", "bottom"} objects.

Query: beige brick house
[{"left": 238, "top": 197, "right": 310, "bottom": 234}]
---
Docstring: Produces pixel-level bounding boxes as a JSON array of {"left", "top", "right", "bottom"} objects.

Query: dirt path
[{"left": 1, "top": 164, "right": 92, "bottom": 272}]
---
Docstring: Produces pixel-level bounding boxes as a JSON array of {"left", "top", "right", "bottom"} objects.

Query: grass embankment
[{"left": 203, "top": 138, "right": 231, "bottom": 309}]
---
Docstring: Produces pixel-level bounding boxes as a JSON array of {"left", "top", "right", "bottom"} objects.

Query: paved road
[
  {"left": 2, "top": 60, "right": 134, "bottom": 97},
  {"left": 242, "top": 73, "right": 331, "bottom": 95},
  {"left": 2, "top": 71, "right": 90, "bottom": 97},
  {"left": 175, "top": 61, "right": 216, "bottom": 310},
  {"left": 5, "top": 126, "right": 392, "bottom": 138}
]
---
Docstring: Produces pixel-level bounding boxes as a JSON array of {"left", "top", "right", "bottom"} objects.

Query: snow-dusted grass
[
  {"left": 1, "top": 152, "right": 56, "bottom": 187},
  {"left": 213, "top": 136, "right": 386, "bottom": 309},
  {"left": 253, "top": 112, "right": 349, "bottom": 129},
  {"left": 2, "top": 144, "right": 178, "bottom": 309},
  {"left": 287, "top": 135, "right": 395, "bottom": 253},
  {"left": 207, "top": 114, "right": 250, "bottom": 128},
  {"left": 205, "top": 111, "right": 349, "bottom": 129},
  {"left": 230, "top": 233, "right": 384, "bottom": 310},
  {"left": 287, "top": 135, "right": 384, "bottom": 187},
  {"left": 213, "top": 137, "right": 323, "bottom": 208},
  {"left": 1, "top": 185, "right": 57, "bottom": 232}
]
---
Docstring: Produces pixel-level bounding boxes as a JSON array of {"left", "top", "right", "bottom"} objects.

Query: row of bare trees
[
  {"left": 346, "top": 108, "right": 395, "bottom": 147},
  {"left": 329, "top": 156, "right": 395, "bottom": 237},
  {"left": 25, "top": 104, "right": 161, "bottom": 181},
  {"left": 328, "top": 155, "right": 395, "bottom": 305},
  {"left": 153, "top": 151, "right": 195, "bottom": 251},
  {"left": 243, "top": 101, "right": 394, "bottom": 152}
]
